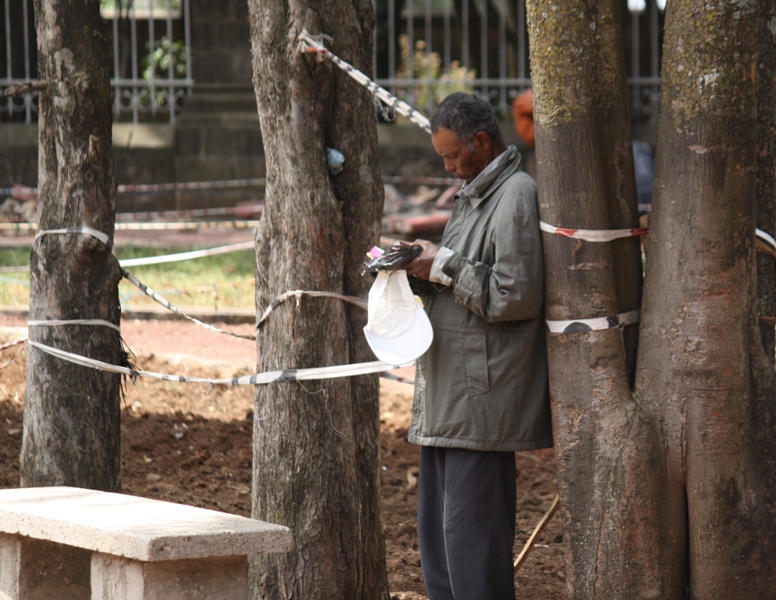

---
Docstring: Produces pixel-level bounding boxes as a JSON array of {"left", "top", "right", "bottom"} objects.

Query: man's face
[{"left": 431, "top": 127, "right": 489, "bottom": 183}]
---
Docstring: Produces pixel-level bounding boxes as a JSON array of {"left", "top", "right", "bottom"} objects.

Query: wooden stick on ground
[{"left": 514, "top": 493, "right": 560, "bottom": 576}]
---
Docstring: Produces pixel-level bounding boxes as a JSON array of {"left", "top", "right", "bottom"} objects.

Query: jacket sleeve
[{"left": 440, "top": 181, "right": 544, "bottom": 323}]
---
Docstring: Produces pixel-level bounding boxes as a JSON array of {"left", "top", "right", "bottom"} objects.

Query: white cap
[{"left": 363, "top": 270, "right": 433, "bottom": 365}]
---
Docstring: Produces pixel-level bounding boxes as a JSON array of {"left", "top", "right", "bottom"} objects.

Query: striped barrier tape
[
  {"left": 1, "top": 175, "right": 462, "bottom": 199},
  {"left": 0, "top": 340, "right": 25, "bottom": 370},
  {"left": 541, "top": 222, "right": 776, "bottom": 255},
  {"left": 25, "top": 228, "right": 257, "bottom": 341},
  {"left": 540, "top": 221, "right": 647, "bottom": 242},
  {"left": 380, "top": 371, "right": 415, "bottom": 384},
  {"left": 116, "top": 204, "right": 263, "bottom": 222},
  {"left": 6, "top": 230, "right": 361, "bottom": 347},
  {"left": 0, "top": 179, "right": 267, "bottom": 197},
  {"left": 0, "top": 337, "right": 27, "bottom": 352},
  {"left": 117, "top": 178, "right": 266, "bottom": 194},
  {"left": 546, "top": 309, "right": 641, "bottom": 334},
  {"left": 121, "top": 269, "right": 257, "bottom": 341},
  {"left": 14, "top": 314, "right": 414, "bottom": 384},
  {"left": 0, "top": 220, "right": 260, "bottom": 234},
  {"left": 27, "top": 338, "right": 412, "bottom": 386},
  {"left": 117, "top": 220, "right": 260, "bottom": 231},
  {"left": 297, "top": 29, "right": 432, "bottom": 133}
]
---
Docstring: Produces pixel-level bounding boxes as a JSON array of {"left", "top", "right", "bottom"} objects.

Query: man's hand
[{"left": 404, "top": 239, "right": 439, "bottom": 280}]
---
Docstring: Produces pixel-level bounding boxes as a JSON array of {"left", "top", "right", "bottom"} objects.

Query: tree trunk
[
  {"left": 636, "top": 0, "right": 776, "bottom": 596},
  {"left": 247, "top": 1, "right": 389, "bottom": 599},
  {"left": 526, "top": 1, "right": 662, "bottom": 597},
  {"left": 756, "top": 0, "right": 776, "bottom": 361},
  {"left": 21, "top": 0, "right": 122, "bottom": 491}
]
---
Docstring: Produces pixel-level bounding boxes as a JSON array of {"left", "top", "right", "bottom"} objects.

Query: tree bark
[
  {"left": 21, "top": 0, "right": 122, "bottom": 491},
  {"left": 247, "top": 1, "right": 389, "bottom": 599},
  {"left": 636, "top": 0, "right": 776, "bottom": 597},
  {"left": 756, "top": 0, "right": 776, "bottom": 361},
  {"left": 526, "top": 2, "right": 663, "bottom": 598}
]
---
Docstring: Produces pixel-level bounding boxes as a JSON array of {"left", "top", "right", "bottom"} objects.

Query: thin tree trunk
[
  {"left": 526, "top": 1, "right": 662, "bottom": 597},
  {"left": 636, "top": 0, "right": 776, "bottom": 596},
  {"left": 21, "top": 0, "right": 122, "bottom": 490},
  {"left": 247, "top": 1, "right": 389, "bottom": 599}
]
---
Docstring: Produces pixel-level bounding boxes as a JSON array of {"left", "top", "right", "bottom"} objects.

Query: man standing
[{"left": 404, "top": 92, "right": 552, "bottom": 600}]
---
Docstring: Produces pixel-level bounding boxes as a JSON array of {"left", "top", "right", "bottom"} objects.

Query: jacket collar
[{"left": 458, "top": 146, "right": 521, "bottom": 208}]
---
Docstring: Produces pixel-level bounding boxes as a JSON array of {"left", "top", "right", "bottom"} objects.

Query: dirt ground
[{"left": 0, "top": 314, "right": 566, "bottom": 599}]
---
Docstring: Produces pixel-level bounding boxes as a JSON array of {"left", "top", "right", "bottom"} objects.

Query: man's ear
[{"left": 472, "top": 131, "right": 491, "bottom": 151}]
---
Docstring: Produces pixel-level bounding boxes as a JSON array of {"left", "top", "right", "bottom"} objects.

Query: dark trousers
[{"left": 418, "top": 446, "right": 517, "bottom": 600}]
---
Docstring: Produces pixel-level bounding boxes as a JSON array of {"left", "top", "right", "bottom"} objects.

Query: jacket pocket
[{"left": 463, "top": 332, "right": 489, "bottom": 396}]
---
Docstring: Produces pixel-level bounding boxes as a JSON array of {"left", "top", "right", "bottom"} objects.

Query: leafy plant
[
  {"left": 141, "top": 35, "right": 188, "bottom": 108},
  {"left": 394, "top": 35, "right": 475, "bottom": 115}
]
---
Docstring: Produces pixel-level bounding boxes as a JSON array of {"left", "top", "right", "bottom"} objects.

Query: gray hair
[{"left": 430, "top": 93, "right": 505, "bottom": 147}]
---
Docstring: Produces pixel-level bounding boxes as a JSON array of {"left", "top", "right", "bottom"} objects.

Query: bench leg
[
  {"left": 0, "top": 533, "right": 19, "bottom": 599},
  {"left": 91, "top": 553, "right": 248, "bottom": 600},
  {"left": 0, "top": 534, "right": 91, "bottom": 600}
]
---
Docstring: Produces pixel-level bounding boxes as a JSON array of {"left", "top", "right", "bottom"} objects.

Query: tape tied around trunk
[{"left": 546, "top": 309, "right": 641, "bottom": 334}]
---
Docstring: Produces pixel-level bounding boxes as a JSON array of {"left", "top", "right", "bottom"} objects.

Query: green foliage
[
  {"left": 143, "top": 36, "right": 188, "bottom": 82},
  {"left": 395, "top": 35, "right": 475, "bottom": 114},
  {"left": 141, "top": 36, "right": 188, "bottom": 108}
]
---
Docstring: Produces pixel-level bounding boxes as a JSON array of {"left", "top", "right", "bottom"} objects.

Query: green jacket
[{"left": 408, "top": 147, "right": 553, "bottom": 452}]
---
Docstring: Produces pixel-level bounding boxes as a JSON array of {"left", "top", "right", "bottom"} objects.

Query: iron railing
[
  {"left": 373, "top": 0, "right": 666, "bottom": 121},
  {"left": 0, "top": 0, "right": 192, "bottom": 124},
  {"left": 1, "top": 0, "right": 664, "bottom": 124},
  {"left": 105, "top": 0, "right": 193, "bottom": 124}
]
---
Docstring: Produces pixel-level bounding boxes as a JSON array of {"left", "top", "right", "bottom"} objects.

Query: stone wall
[{"left": 189, "top": 0, "right": 253, "bottom": 89}]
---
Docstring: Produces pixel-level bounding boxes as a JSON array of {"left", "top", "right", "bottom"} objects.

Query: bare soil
[{"left": 0, "top": 315, "right": 566, "bottom": 599}]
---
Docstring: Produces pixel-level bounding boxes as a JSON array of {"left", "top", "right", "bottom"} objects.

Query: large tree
[
  {"left": 527, "top": 1, "right": 657, "bottom": 596},
  {"left": 528, "top": 0, "right": 776, "bottom": 597},
  {"left": 247, "top": 1, "right": 389, "bottom": 599},
  {"left": 21, "top": 0, "right": 123, "bottom": 490},
  {"left": 636, "top": 0, "right": 776, "bottom": 595},
  {"left": 756, "top": 0, "right": 776, "bottom": 360}
]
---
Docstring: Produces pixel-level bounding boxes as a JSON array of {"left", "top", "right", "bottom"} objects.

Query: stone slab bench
[{"left": 0, "top": 486, "right": 294, "bottom": 600}]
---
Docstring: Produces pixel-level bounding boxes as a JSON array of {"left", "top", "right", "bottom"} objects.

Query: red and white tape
[
  {"left": 0, "top": 337, "right": 27, "bottom": 352},
  {"left": 540, "top": 221, "right": 647, "bottom": 242},
  {"left": 0, "top": 179, "right": 267, "bottom": 197},
  {"left": 116, "top": 204, "right": 263, "bottom": 222}
]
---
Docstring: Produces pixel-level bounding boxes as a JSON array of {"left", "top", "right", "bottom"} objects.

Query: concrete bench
[{"left": 0, "top": 486, "right": 294, "bottom": 600}]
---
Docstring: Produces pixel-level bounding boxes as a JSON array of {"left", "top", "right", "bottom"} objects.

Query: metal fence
[
  {"left": 373, "top": 0, "right": 666, "bottom": 121},
  {"left": 1, "top": 0, "right": 36, "bottom": 123},
  {"left": 1, "top": 0, "right": 192, "bottom": 124},
  {"left": 2, "top": 0, "right": 664, "bottom": 125},
  {"left": 105, "top": 0, "right": 193, "bottom": 124}
]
